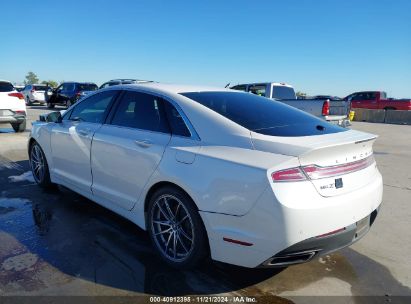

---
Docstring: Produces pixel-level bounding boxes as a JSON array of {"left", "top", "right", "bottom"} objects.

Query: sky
[{"left": 1, "top": 0, "right": 410, "bottom": 98}]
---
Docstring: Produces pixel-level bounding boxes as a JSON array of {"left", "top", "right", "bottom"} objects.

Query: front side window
[
  {"left": 110, "top": 91, "right": 169, "bottom": 133},
  {"left": 181, "top": 91, "right": 346, "bottom": 137},
  {"left": 69, "top": 90, "right": 118, "bottom": 123}
]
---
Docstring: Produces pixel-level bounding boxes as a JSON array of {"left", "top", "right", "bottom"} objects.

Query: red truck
[{"left": 345, "top": 91, "right": 411, "bottom": 110}]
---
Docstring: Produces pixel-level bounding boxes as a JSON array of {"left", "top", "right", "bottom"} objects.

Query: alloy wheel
[
  {"left": 150, "top": 194, "right": 195, "bottom": 262},
  {"left": 30, "top": 144, "right": 45, "bottom": 183}
]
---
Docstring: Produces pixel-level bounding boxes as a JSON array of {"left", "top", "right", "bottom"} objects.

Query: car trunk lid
[{"left": 251, "top": 130, "right": 378, "bottom": 197}]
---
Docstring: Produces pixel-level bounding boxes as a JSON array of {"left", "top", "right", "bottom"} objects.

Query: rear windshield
[
  {"left": 0, "top": 82, "right": 14, "bottom": 92},
  {"left": 78, "top": 84, "right": 98, "bottom": 91},
  {"left": 33, "top": 85, "right": 48, "bottom": 91},
  {"left": 272, "top": 86, "right": 296, "bottom": 100},
  {"left": 181, "top": 91, "right": 346, "bottom": 137}
]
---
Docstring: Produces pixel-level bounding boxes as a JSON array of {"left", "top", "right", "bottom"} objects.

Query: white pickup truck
[{"left": 230, "top": 82, "right": 350, "bottom": 127}]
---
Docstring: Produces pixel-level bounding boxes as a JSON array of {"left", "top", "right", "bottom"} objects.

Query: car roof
[
  {"left": 234, "top": 82, "right": 293, "bottom": 88},
  {"left": 118, "top": 82, "right": 234, "bottom": 95},
  {"left": 0, "top": 80, "right": 12, "bottom": 83}
]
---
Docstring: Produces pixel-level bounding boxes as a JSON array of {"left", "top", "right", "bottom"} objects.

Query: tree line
[{"left": 23, "top": 71, "right": 59, "bottom": 88}]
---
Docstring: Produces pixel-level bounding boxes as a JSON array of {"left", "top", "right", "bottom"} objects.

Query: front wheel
[
  {"left": 147, "top": 186, "right": 208, "bottom": 269},
  {"left": 11, "top": 120, "right": 26, "bottom": 132},
  {"left": 29, "top": 142, "right": 53, "bottom": 188}
]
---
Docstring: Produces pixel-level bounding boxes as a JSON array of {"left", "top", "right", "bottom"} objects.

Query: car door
[
  {"left": 52, "top": 84, "right": 64, "bottom": 104},
  {"left": 91, "top": 90, "right": 171, "bottom": 210},
  {"left": 50, "top": 90, "right": 119, "bottom": 194}
]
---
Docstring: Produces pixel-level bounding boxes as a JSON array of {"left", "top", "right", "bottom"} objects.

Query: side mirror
[{"left": 39, "top": 111, "right": 62, "bottom": 123}]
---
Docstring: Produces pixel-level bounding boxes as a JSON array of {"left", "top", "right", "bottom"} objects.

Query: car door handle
[
  {"left": 78, "top": 129, "right": 92, "bottom": 136},
  {"left": 134, "top": 140, "right": 152, "bottom": 148}
]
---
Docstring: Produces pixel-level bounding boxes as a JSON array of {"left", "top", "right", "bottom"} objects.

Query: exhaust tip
[{"left": 267, "top": 250, "right": 318, "bottom": 267}]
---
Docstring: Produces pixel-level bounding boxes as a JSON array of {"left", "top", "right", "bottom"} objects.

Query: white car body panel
[
  {"left": 0, "top": 92, "right": 26, "bottom": 113},
  {"left": 91, "top": 124, "right": 171, "bottom": 210},
  {"left": 29, "top": 83, "right": 383, "bottom": 268}
]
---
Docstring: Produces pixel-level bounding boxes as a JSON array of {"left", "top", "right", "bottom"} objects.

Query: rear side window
[
  {"left": 248, "top": 84, "right": 266, "bottom": 97},
  {"left": 164, "top": 102, "right": 191, "bottom": 137},
  {"left": 63, "top": 83, "right": 75, "bottom": 91},
  {"left": 271, "top": 86, "right": 296, "bottom": 100},
  {"left": 69, "top": 90, "right": 118, "bottom": 123},
  {"left": 77, "top": 83, "right": 98, "bottom": 91},
  {"left": 0, "top": 82, "right": 14, "bottom": 92},
  {"left": 181, "top": 91, "right": 346, "bottom": 137},
  {"left": 33, "top": 85, "right": 47, "bottom": 91},
  {"left": 110, "top": 91, "right": 169, "bottom": 133}
]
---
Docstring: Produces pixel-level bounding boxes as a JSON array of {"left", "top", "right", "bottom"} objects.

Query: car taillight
[
  {"left": 322, "top": 100, "right": 330, "bottom": 116},
  {"left": 272, "top": 155, "right": 375, "bottom": 182},
  {"left": 302, "top": 155, "right": 375, "bottom": 180},
  {"left": 8, "top": 92, "right": 24, "bottom": 100},
  {"left": 271, "top": 168, "right": 307, "bottom": 182}
]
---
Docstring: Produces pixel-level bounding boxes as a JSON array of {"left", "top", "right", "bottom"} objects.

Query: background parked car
[
  {"left": 21, "top": 84, "right": 48, "bottom": 105},
  {"left": 46, "top": 82, "right": 98, "bottom": 108},
  {"left": 311, "top": 95, "right": 342, "bottom": 101},
  {"left": 231, "top": 82, "right": 351, "bottom": 127},
  {"left": 0, "top": 80, "right": 26, "bottom": 132},
  {"left": 344, "top": 91, "right": 411, "bottom": 110},
  {"left": 99, "top": 78, "right": 152, "bottom": 89},
  {"left": 14, "top": 85, "right": 25, "bottom": 92}
]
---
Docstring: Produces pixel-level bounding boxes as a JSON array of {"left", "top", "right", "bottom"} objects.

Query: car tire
[
  {"left": 29, "top": 142, "right": 54, "bottom": 188},
  {"left": 11, "top": 120, "right": 26, "bottom": 132},
  {"left": 47, "top": 102, "right": 55, "bottom": 109},
  {"left": 147, "top": 186, "right": 208, "bottom": 269},
  {"left": 26, "top": 97, "right": 32, "bottom": 106}
]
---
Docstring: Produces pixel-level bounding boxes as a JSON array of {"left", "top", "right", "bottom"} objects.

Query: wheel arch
[{"left": 143, "top": 180, "right": 211, "bottom": 256}]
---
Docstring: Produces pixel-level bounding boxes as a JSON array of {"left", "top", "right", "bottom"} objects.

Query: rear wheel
[
  {"left": 147, "top": 186, "right": 208, "bottom": 269},
  {"left": 29, "top": 142, "right": 53, "bottom": 188},
  {"left": 11, "top": 120, "right": 26, "bottom": 132}
]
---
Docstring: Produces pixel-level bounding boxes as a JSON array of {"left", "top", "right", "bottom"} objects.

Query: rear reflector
[
  {"left": 272, "top": 154, "right": 375, "bottom": 182},
  {"left": 223, "top": 237, "right": 253, "bottom": 246},
  {"left": 8, "top": 92, "right": 24, "bottom": 100},
  {"left": 302, "top": 155, "right": 375, "bottom": 180}
]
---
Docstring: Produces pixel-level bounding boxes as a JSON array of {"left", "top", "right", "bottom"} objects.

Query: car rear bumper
[
  {"left": 200, "top": 167, "right": 383, "bottom": 268},
  {"left": 0, "top": 110, "right": 26, "bottom": 124},
  {"left": 259, "top": 208, "right": 378, "bottom": 267}
]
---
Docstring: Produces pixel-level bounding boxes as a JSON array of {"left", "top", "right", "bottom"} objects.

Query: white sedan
[{"left": 29, "top": 83, "right": 383, "bottom": 269}]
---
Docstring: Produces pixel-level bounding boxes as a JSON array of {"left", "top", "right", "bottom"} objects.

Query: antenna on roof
[{"left": 224, "top": 83, "right": 230, "bottom": 88}]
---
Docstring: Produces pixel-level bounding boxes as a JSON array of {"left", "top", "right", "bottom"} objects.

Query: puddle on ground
[
  {"left": 8, "top": 171, "right": 35, "bottom": 183},
  {"left": 0, "top": 164, "right": 410, "bottom": 299}
]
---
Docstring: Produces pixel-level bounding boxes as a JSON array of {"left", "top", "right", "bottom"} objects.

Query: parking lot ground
[{"left": 0, "top": 107, "right": 410, "bottom": 302}]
